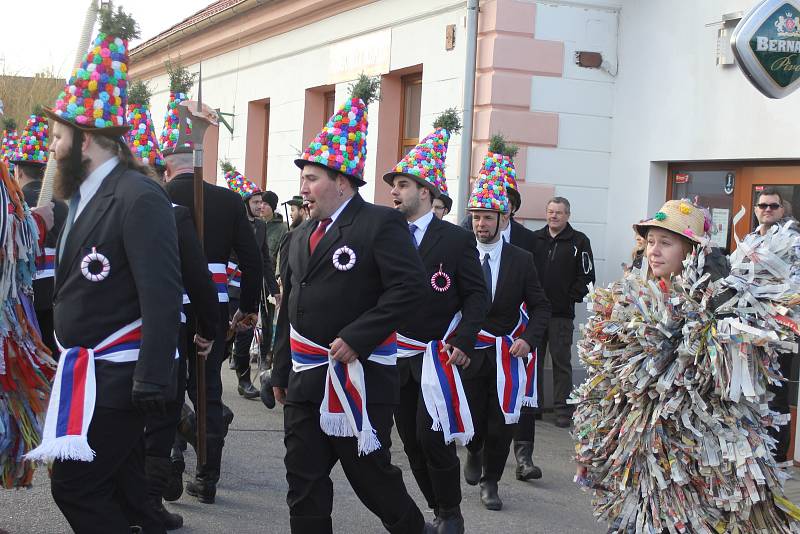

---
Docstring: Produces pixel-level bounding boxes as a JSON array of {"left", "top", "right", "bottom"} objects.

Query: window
[
  {"left": 323, "top": 90, "right": 336, "bottom": 125},
  {"left": 398, "top": 74, "right": 422, "bottom": 159},
  {"left": 245, "top": 99, "right": 270, "bottom": 189}
]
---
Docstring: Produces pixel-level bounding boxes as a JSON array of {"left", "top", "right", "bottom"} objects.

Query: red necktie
[{"left": 309, "top": 218, "right": 333, "bottom": 254}]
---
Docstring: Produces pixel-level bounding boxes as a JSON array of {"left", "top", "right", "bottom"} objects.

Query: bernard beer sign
[{"left": 733, "top": 0, "right": 800, "bottom": 98}]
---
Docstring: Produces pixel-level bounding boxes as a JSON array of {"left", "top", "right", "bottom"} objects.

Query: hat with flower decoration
[
  {"left": 295, "top": 74, "right": 379, "bottom": 186},
  {"left": 467, "top": 173, "right": 510, "bottom": 213},
  {"left": 633, "top": 199, "right": 709, "bottom": 244},
  {"left": 222, "top": 160, "right": 260, "bottom": 200},
  {"left": 1, "top": 117, "right": 19, "bottom": 171},
  {"left": 479, "top": 134, "right": 520, "bottom": 210},
  {"left": 383, "top": 108, "right": 461, "bottom": 197},
  {"left": 45, "top": 2, "right": 138, "bottom": 136},
  {"left": 10, "top": 108, "right": 49, "bottom": 165},
  {"left": 125, "top": 81, "right": 164, "bottom": 168},
  {"left": 160, "top": 59, "right": 196, "bottom": 156}
]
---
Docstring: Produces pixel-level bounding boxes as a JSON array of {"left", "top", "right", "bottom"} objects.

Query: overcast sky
[{"left": 2, "top": 0, "right": 204, "bottom": 77}]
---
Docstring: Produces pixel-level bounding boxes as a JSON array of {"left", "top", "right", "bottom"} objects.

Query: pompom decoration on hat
[
  {"left": 466, "top": 174, "right": 510, "bottom": 213},
  {"left": 46, "top": 2, "right": 139, "bottom": 135},
  {"left": 383, "top": 108, "right": 461, "bottom": 195},
  {"left": 1, "top": 119, "right": 19, "bottom": 171},
  {"left": 480, "top": 134, "right": 519, "bottom": 194},
  {"left": 159, "top": 59, "right": 196, "bottom": 154},
  {"left": 633, "top": 199, "right": 708, "bottom": 245},
  {"left": 126, "top": 81, "right": 164, "bottom": 167},
  {"left": 10, "top": 112, "right": 49, "bottom": 165},
  {"left": 295, "top": 74, "right": 380, "bottom": 186},
  {"left": 222, "top": 161, "right": 260, "bottom": 199}
]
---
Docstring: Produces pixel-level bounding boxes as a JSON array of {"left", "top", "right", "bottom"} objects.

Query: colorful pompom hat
[
  {"left": 479, "top": 134, "right": 520, "bottom": 209},
  {"left": 222, "top": 161, "right": 260, "bottom": 199},
  {"left": 295, "top": 74, "right": 379, "bottom": 186},
  {"left": 466, "top": 174, "right": 510, "bottom": 213},
  {"left": 10, "top": 111, "right": 49, "bottom": 165},
  {"left": 1, "top": 118, "right": 19, "bottom": 170},
  {"left": 159, "top": 60, "right": 196, "bottom": 156},
  {"left": 44, "top": 3, "right": 139, "bottom": 136},
  {"left": 126, "top": 81, "right": 164, "bottom": 168},
  {"left": 383, "top": 108, "right": 461, "bottom": 196},
  {"left": 633, "top": 199, "right": 709, "bottom": 244}
]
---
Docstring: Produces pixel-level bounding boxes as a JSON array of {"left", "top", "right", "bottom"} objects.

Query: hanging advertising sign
[
  {"left": 732, "top": 0, "right": 800, "bottom": 98},
  {"left": 674, "top": 173, "right": 690, "bottom": 184}
]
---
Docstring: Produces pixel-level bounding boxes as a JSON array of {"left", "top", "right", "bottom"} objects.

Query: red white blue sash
[
  {"left": 396, "top": 334, "right": 427, "bottom": 359},
  {"left": 226, "top": 261, "right": 242, "bottom": 288},
  {"left": 26, "top": 320, "right": 142, "bottom": 462},
  {"left": 290, "top": 326, "right": 396, "bottom": 455},
  {"left": 474, "top": 308, "right": 535, "bottom": 424},
  {"left": 516, "top": 304, "right": 538, "bottom": 408},
  {"left": 34, "top": 246, "right": 56, "bottom": 280},
  {"left": 209, "top": 263, "right": 229, "bottom": 303}
]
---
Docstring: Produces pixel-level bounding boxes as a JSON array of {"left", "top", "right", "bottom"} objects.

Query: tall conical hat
[
  {"left": 479, "top": 134, "right": 519, "bottom": 208},
  {"left": 1, "top": 119, "right": 19, "bottom": 171},
  {"left": 224, "top": 168, "right": 260, "bottom": 199},
  {"left": 10, "top": 111, "right": 49, "bottom": 165},
  {"left": 160, "top": 60, "right": 195, "bottom": 155},
  {"left": 382, "top": 109, "right": 461, "bottom": 196},
  {"left": 126, "top": 81, "right": 164, "bottom": 167},
  {"left": 295, "top": 75, "right": 379, "bottom": 186},
  {"left": 45, "top": 3, "right": 138, "bottom": 136},
  {"left": 467, "top": 174, "right": 509, "bottom": 213}
]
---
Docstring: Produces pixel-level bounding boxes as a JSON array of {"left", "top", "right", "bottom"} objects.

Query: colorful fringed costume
[
  {"left": 572, "top": 221, "right": 800, "bottom": 533},
  {"left": 0, "top": 161, "right": 54, "bottom": 488}
]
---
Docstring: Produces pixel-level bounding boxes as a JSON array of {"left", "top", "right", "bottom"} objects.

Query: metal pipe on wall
[{"left": 456, "top": 0, "right": 479, "bottom": 221}]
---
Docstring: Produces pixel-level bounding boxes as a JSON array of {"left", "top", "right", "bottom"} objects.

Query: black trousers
[
  {"left": 51, "top": 407, "right": 165, "bottom": 534},
  {"left": 769, "top": 351, "right": 794, "bottom": 462},
  {"left": 185, "top": 304, "right": 228, "bottom": 441},
  {"left": 394, "top": 356, "right": 461, "bottom": 511},
  {"left": 283, "top": 401, "right": 424, "bottom": 534},
  {"left": 261, "top": 300, "right": 275, "bottom": 358},
  {"left": 535, "top": 317, "right": 575, "bottom": 416},
  {"left": 514, "top": 353, "right": 538, "bottom": 444},
  {"left": 462, "top": 348, "right": 514, "bottom": 483},
  {"left": 144, "top": 324, "right": 187, "bottom": 458},
  {"left": 228, "top": 297, "right": 254, "bottom": 370},
  {"left": 35, "top": 307, "right": 57, "bottom": 359}
]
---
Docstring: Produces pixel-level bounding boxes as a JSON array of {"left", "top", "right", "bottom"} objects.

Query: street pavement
[{"left": 1, "top": 367, "right": 603, "bottom": 533}]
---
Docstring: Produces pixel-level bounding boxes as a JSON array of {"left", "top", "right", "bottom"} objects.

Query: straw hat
[{"left": 633, "top": 199, "right": 709, "bottom": 244}]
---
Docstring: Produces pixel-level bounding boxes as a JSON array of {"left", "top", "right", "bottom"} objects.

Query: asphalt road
[{"left": 1, "top": 368, "right": 602, "bottom": 534}]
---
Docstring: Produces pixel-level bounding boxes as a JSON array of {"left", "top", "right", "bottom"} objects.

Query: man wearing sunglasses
[{"left": 752, "top": 187, "right": 799, "bottom": 465}]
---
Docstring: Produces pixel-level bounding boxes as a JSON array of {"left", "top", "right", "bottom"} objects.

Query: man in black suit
[
  {"left": 15, "top": 155, "right": 67, "bottom": 357},
  {"left": 272, "top": 161, "right": 434, "bottom": 533},
  {"left": 461, "top": 182, "right": 551, "bottom": 512},
  {"left": 41, "top": 116, "right": 182, "bottom": 534},
  {"left": 384, "top": 171, "right": 487, "bottom": 533},
  {"left": 164, "top": 148, "right": 263, "bottom": 504}
]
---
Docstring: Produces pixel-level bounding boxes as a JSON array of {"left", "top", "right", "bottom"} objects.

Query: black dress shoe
[
  {"left": 259, "top": 370, "right": 276, "bottom": 409},
  {"left": 513, "top": 441, "right": 542, "bottom": 481},
  {"left": 463, "top": 450, "right": 482, "bottom": 486},
  {"left": 436, "top": 507, "right": 464, "bottom": 534},
  {"left": 479, "top": 480, "right": 502, "bottom": 511},
  {"left": 186, "top": 477, "right": 216, "bottom": 504}
]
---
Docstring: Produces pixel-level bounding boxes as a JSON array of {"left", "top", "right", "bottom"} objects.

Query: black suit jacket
[
  {"left": 273, "top": 193, "right": 426, "bottom": 405},
  {"left": 465, "top": 242, "right": 551, "bottom": 374},
  {"left": 53, "top": 163, "right": 182, "bottom": 409},
  {"left": 398, "top": 216, "right": 488, "bottom": 384},
  {"left": 174, "top": 205, "right": 219, "bottom": 340},
  {"left": 21, "top": 180, "right": 67, "bottom": 311},
  {"left": 165, "top": 173, "right": 263, "bottom": 313},
  {"left": 509, "top": 219, "right": 536, "bottom": 254},
  {"left": 229, "top": 217, "right": 278, "bottom": 301}
]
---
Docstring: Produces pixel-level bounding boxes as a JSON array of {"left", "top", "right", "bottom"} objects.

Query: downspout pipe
[{"left": 457, "top": 0, "right": 479, "bottom": 221}]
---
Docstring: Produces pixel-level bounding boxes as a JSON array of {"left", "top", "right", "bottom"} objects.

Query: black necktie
[
  {"left": 408, "top": 223, "right": 419, "bottom": 249},
  {"left": 482, "top": 253, "right": 492, "bottom": 298}
]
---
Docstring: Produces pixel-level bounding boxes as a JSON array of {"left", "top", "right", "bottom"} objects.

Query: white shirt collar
[
  {"left": 476, "top": 238, "right": 503, "bottom": 259},
  {"left": 501, "top": 221, "right": 512, "bottom": 243},
  {"left": 76, "top": 156, "right": 119, "bottom": 219},
  {"left": 408, "top": 210, "right": 434, "bottom": 233}
]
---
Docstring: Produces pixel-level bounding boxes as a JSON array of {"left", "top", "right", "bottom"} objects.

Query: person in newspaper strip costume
[
  {"left": 572, "top": 199, "right": 800, "bottom": 533},
  {"left": 272, "top": 75, "right": 436, "bottom": 534},
  {"left": 122, "top": 99, "right": 221, "bottom": 529},
  {"left": 223, "top": 165, "right": 279, "bottom": 399},
  {"left": 12, "top": 109, "right": 67, "bottom": 357},
  {"left": 25, "top": 6, "right": 184, "bottom": 533},
  {"left": 0, "top": 159, "right": 55, "bottom": 490},
  {"left": 383, "top": 110, "right": 487, "bottom": 533},
  {"left": 462, "top": 172, "right": 551, "bottom": 512}
]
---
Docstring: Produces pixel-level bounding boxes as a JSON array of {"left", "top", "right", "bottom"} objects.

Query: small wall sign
[
  {"left": 675, "top": 173, "right": 690, "bottom": 184},
  {"left": 732, "top": 0, "right": 800, "bottom": 98},
  {"left": 724, "top": 172, "right": 735, "bottom": 195}
]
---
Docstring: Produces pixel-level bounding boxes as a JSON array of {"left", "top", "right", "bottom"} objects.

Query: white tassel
[
  {"left": 319, "top": 413, "right": 353, "bottom": 438},
  {"left": 357, "top": 429, "right": 381, "bottom": 456},
  {"left": 26, "top": 436, "right": 96, "bottom": 463}
]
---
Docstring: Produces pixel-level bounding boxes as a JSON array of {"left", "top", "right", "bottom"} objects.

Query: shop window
[
  {"left": 668, "top": 167, "right": 735, "bottom": 252},
  {"left": 399, "top": 74, "right": 422, "bottom": 159}
]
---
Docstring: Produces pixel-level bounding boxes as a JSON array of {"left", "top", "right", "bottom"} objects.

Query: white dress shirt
[
  {"left": 408, "top": 210, "right": 434, "bottom": 247},
  {"left": 75, "top": 156, "right": 120, "bottom": 220},
  {"left": 501, "top": 221, "right": 512, "bottom": 243},
  {"left": 476, "top": 239, "right": 503, "bottom": 301}
]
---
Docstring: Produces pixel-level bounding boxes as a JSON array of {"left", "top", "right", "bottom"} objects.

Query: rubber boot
[
  {"left": 289, "top": 515, "right": 332, "bottom": 534},
  {"left": 463, "top": 449, "right": 482, "bottom": 486},
  {"left": 222, "top": 403, "right": 235, "bottom": 436},
  {"left": 163, "top": 444, "right": 185, "bottom": 502},
  {"left": 145, "top": 456, "right": 184, "bottom": 530},
  {"left": 259, "top": 369, "right": 276, "bottom": 409},
  {"left": 186, "top": 438, "right": 223, "bottom": 504},
  {"left": 237, "top": 365, "right": 259, "bottom": 399},
  {"left": 435, "top": 506, "right": 464, "bottom": 534},
  {"left": 176, "top": 403, "right": 197, "bottom": 450},
  {"left": 428, "top": 463, "right": 463, "bottom": 534},
  {"left": 513, "top": 441, "right": 542, "bottom": 481},
  {"left": 479, "top": 480, "right": 502, "bottom": 511}
]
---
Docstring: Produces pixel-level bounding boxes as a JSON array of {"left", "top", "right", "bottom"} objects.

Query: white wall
[
  {"left": 606, "top": 0, "right": 800, "bottom": 283},
  {"left": 145, "top": 0, "right": 467, "bottom": 207}
]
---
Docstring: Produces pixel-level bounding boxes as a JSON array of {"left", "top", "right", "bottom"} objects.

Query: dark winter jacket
[{"left": 264, "top": 212, "right": 288, "bottom": 267}]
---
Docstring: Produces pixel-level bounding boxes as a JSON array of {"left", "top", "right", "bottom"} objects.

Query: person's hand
[
  {"left": 230, "top": 309, "right": 258, "bottom": 334},
  {"left": 443, "top": 344, "right": 470, "bottom": 369},
  {"left": 273, "top": 386, "right": 287, "bottom": 405},
  {"left": 131, "top": 380, "right": 166, "bottom": 416},
  {"left": 509, "top": 339, "right": 531, "bottom": 358},
  {"left": 274, "top": 292, "right": 282, "bottom": 310},
  {"left": 32, "top": 202, "right": 54, "bottom": 231},
  {"left": 194, "top": 334, "right": 214, "bottom": 359},
  {"left": 329, "top": 337, "right": 358, "bottom": 364}
]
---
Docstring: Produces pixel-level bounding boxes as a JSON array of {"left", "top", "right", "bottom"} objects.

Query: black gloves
[{"left": 132, "top": 380, "right": 167, "bottom": 416}]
